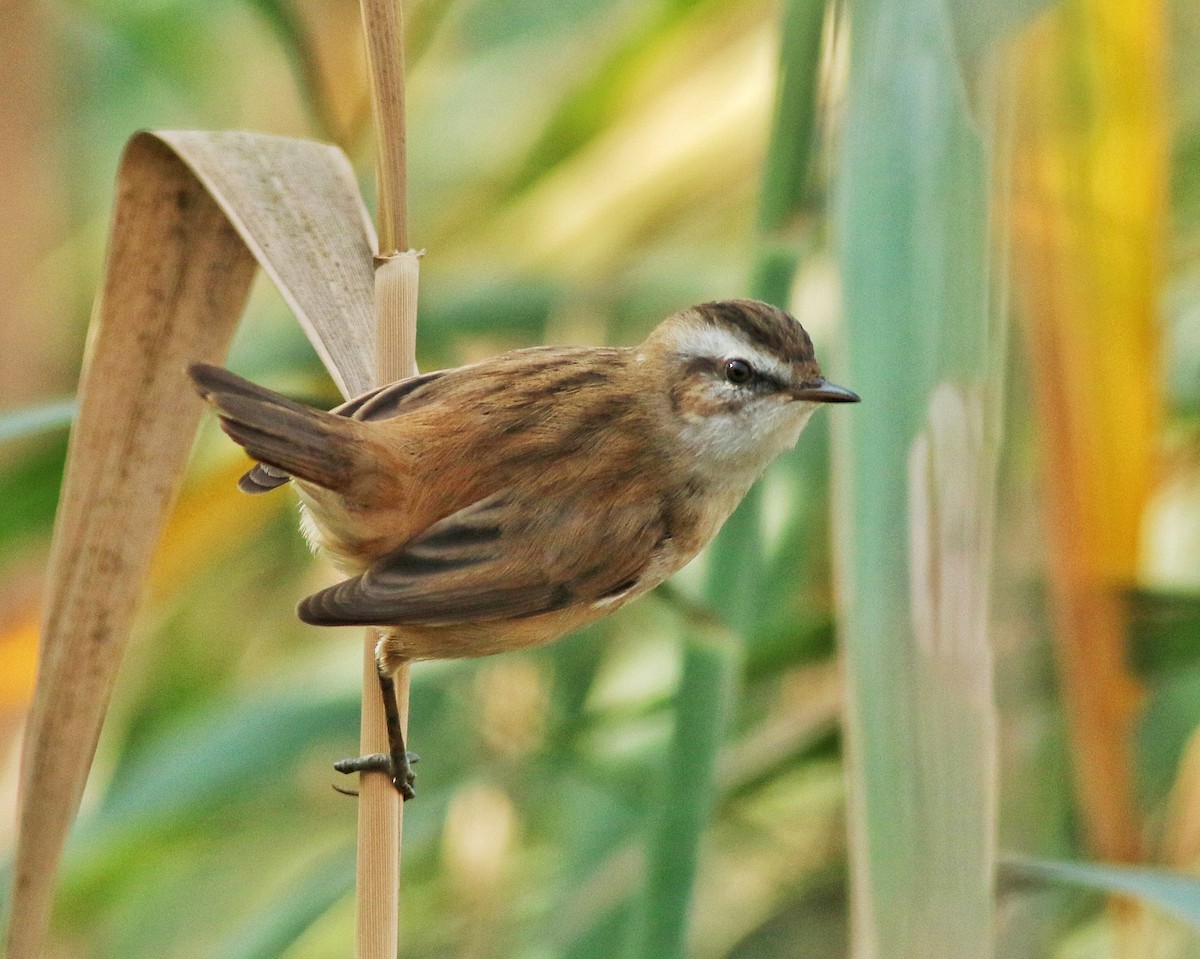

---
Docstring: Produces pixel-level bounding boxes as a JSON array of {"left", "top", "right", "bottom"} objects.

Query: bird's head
[{"left": 638, "top": 299, "right": 859, "bottom": 476}]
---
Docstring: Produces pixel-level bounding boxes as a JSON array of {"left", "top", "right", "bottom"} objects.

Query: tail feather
[
  {"left": 238, "top": 462, "right": 290, "bottom": 494},
  {"left": 189, "top": 363, "right": 364, "bottom": 492}
]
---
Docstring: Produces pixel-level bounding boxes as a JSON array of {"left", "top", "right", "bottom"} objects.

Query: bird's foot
[{"left": 333, "top": 750, "right": 419, "bottom": 800}]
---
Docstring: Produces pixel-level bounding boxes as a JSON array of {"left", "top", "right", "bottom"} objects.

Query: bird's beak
[{"left": 790, "top": 379, "right": 861, "bottom": 403}]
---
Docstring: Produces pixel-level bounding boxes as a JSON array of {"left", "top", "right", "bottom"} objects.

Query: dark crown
[{"left": 693, "top": 300, "right": 817, "bottom": 366}]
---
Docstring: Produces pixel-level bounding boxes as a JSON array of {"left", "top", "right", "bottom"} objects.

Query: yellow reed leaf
[
  {"left": 277, "top": 0, "right": 373, "bottom": 149},
  {"left": 1008, "top": 0, "right": 1166, "bottom": 862}
]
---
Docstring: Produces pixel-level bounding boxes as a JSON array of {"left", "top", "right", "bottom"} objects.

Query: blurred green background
[{"left": 2, "top": 0, "right": 1200, "bottom": 955}]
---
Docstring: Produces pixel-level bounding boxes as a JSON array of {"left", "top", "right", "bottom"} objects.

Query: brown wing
[{"left": 297, "top": 488, "right": 664, "bottom": 627}]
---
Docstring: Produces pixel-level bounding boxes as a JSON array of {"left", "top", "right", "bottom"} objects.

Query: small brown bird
[{"left": 189, "top": 299, "right": 858, "bottom": 798}]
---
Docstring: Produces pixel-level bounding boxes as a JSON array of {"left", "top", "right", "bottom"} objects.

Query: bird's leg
[{"left": 334, "top": 660, "right": 419, "bottom": 801}]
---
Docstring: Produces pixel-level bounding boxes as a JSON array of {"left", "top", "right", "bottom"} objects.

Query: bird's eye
[{"left": 724, "top": 358, "right": 753, "bottom": 385}]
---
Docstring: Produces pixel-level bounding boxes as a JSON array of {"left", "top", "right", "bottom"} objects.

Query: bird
[{"left": 188, "top": 299, "right": 859, "bottom": 798}]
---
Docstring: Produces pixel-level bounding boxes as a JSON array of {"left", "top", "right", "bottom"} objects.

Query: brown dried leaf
[
  {"left": 159, "top": 130, "right": 377, "bottom": 396},
  {"left": 6, "top": 130, "right": 375, "bottom": 959}
]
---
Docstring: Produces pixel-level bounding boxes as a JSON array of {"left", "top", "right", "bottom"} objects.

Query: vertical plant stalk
[
  {"left": 833, "top": 0, "right": 1010, "bottom": 953},
  {"left": 628, "top": 625, "right": 740, "bottom": 959},
  {"left": 355, "top": 254, "right": 419, "bottom": 959},
  {"left": 360, "top": 0, "right": 409, "bottom": 257},
  {"left": 355, "top": 631, "right": 401, "bottom": 959},
  {"left": 356, "top": 2, "right": 415, "bottom": 957},
  {"left": 626, "top": 2, "right": 830, "bottom": 957}
]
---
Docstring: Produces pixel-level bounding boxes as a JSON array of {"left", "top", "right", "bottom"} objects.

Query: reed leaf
[
  {"left": 1000, "top": 856, "right": 1200, "bottom": 929},
  {"left": 626, "top": 2, "right": 831, "bottom": 956},
  {"left": 755, "top": 0, "right": 827, "bottom": 238},
  {"left": 4, "top": 137, "right": 258, "bottom": 959},
  {"left": 4, "top": 130, "right": 376, "bottom": 959},
  {"left": 1007, "top": 0, "right": 1166, "bottom": 863},
  {"left": 832, "top": 0, "right": 1020, "bottom": 953},
  {"left": 1122, "top": 726, "right": 1200, "bottom": 950},
  {"left": 626, "top": 624, "right": 740, "bottom": 959}
]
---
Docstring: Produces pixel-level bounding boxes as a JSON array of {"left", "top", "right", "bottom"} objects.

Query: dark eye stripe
[
  {"left": 683, "top": 356, "right": 722, "bottom": 377},
  {"left": 682, "top": 354, "right": 788, "bottom": 393},
  {"left": 755, "top": 370, "right": 788, "bottom": 392},
  {"left": 728, "top": 361, "right": 788, "bottom": 394}
]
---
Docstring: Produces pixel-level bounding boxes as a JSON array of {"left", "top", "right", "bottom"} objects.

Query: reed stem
[
  {"left": 360, "top": 0, "right": 409, "bottom": 255},
  {"left": 625, "top": 2, "right": 830, "bottom": 956},
  {"left": 355, "top": 1, "right": 416, "bottom": 957}
]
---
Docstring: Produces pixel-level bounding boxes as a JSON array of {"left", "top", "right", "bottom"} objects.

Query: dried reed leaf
[
  {"left": 157, "top": 130, "right": 377, "bottom": 397},
  {"left": 7, "top": 135, "right": 258, "bottom": 959},
  {"left": 6, "top": 129, "right": 376, "bottom": 959}
]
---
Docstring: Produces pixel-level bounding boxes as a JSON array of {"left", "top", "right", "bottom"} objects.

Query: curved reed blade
[
  {"left": 158, "top": 130, "right": 377, "bottom": 398},
  {"left": 5, "top": 135, "right": 258, "bottom": 959},
  {"left": 1000, "top": 855, "right": 1200, "bottom": 929},
  {"left": 5, "top": 130, "right": 375, "bottom": 959}
]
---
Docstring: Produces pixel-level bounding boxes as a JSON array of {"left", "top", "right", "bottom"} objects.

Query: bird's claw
[{"left": 334, "top": 751, "right": 419, "bottom": 800}]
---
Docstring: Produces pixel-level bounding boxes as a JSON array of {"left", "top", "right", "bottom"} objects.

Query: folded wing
[{"left": 297, "top": 488, "right": 664, "bottom": 626}]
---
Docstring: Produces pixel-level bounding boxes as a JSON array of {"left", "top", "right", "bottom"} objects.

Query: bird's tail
[{"left": 189, "top": 363, "right": 369, "bottom": 494}]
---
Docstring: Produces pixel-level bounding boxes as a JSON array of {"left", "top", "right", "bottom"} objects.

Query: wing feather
[{"left": 297, "top": 489, "right": 663, "bottom": 627}]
